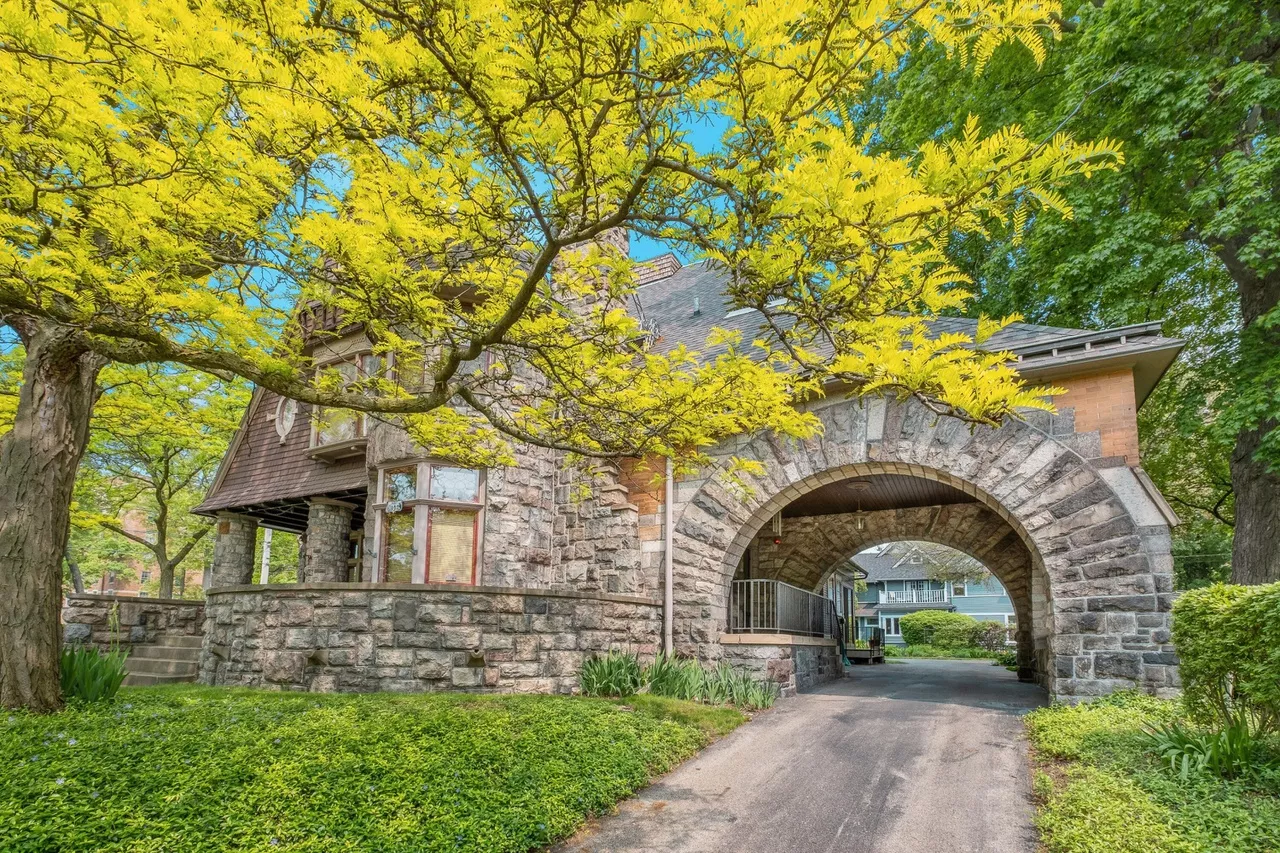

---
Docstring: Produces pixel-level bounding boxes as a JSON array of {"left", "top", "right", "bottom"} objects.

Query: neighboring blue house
[{"left": 850, "top": 542, "right": 1016, "bottom": 646}]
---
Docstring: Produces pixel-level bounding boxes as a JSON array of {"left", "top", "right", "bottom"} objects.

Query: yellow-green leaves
[{"left": 0, "top": 0, "right": 1119, "bottom": 471}]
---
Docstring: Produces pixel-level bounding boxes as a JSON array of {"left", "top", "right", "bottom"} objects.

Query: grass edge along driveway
[
  {"left": 1026, "top": 692, "right": 1280, "bottom": 853},
  {"left": 1, "top": 686, "right": 744, "bottom": 853}
]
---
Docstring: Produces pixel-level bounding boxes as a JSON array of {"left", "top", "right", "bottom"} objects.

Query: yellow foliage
[{"left": 0, "top": 0, "right": 1118, "bottom": 470}]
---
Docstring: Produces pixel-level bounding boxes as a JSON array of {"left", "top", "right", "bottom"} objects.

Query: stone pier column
[
  {"left": 304, "top": 499, "right": 355, "bottom": 583},
  {"left": 211, "top": 512, "right": 258, "bottom": 588}
]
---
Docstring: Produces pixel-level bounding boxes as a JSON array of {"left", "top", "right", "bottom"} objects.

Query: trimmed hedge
[
  {"left": 899, "top": 610, "right": 976, "bottom": 648},
  {"left": 0, "top": 686, "right": 740, "bottom": 852},
  {"left": 1173, "top": 582, "right": 1280, "bottom": 732}
]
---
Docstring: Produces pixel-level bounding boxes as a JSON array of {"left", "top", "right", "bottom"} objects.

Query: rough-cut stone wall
[
  {"left": 211, "top": 512, "right": 258, "bottom": 587},
  {"left": 304, "top": 499, "right": 354, "bottom": 582},
  {"left": 720, "top": 637, "right": 842, "bottom": 697},
  {"left": 62, "top": 594, "right": 205, "bottom": 646},
  {"left": 200, "top": 583, "right": 660, "bottom": 694},
  {"left": 554, "top": 461, "right": 651, "bottom": 596},
  {"left": 666, "top": 395, "right": 1179, "bottom": 700}
]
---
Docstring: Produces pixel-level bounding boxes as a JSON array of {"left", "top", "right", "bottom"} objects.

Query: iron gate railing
[{"left": 728, "top": 579, "right": 838, "bottom": 638}]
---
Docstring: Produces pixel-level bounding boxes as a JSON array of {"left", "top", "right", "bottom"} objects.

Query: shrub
[
  {"left": 1173, "top": 582, "right": 1280, "bottom": 732},
  {"left": 59, "top": 645, "right": 128, "bottom": 703},
  {"left": 579, "top": 651, "right": 644, "bottom": 697},
  {"left": 970, "top": 620, "right": 1008, "bottom": 652},
  {"left": 641, "top": 655, "right": 778, "bottom": 710},
  {"left": 993, "top": 650, "right": 1019, "bottom": 668},
  {"left": 899, "top": 610, "right": 976, "bottom": 647},
  {"left": 1035, "top": 765, "right": 1195, "bottom": 853},
  {"left": 1146, "top": 720, "right": 1258, "bottom": 780}
]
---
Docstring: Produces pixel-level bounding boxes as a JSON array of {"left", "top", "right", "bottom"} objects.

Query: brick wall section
[
  {"left": 63, "top": 594, "right": 205, "bottom": 647},
  {"left": 200, "top": 584, "right": 661, "bottom": 694},
  {"left": 1050, "top": 369, "right": 1140, "bottom": 465}
]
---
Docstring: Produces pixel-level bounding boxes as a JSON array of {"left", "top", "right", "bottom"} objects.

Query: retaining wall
[
  {"left": 200, "top": 583, "right": 662, "bottom": 694},
  {"left": 62, "top": 593, "right": 205, "bottom": 647}
]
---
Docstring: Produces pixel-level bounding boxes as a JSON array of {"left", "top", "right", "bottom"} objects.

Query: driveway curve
[{"left": 558, "top": 658, "right": 1046, "bottom": 853}]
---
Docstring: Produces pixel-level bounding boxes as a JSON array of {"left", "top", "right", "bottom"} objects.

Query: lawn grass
[
  {"left": 0, "top": 685, "right": 746, "bottom": 853},
  {"left": 1026, "top": 693, "right": 1280, "bottom": 853}
]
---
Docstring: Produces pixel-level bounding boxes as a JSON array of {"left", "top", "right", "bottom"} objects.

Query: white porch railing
[{"left": 879, "top": 588, "right": 950, "bottom": 605}]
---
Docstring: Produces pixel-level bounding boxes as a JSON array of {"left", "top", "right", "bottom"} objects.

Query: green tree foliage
[
  {"left": 858, "top": 0, "right": 1280, "bottom": 582},
  {"left": 1172, "top": 583, "right": 1280, "bottom": 734},
  {"left": 73, "top": 368, "right": 247, "bottom": 598}
]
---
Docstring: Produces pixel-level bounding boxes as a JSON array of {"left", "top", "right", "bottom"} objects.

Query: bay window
[{"left": 374, "top": 462, "right": 483, "bottom": 584}]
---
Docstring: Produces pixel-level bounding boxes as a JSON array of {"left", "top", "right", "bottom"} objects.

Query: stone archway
[
  {"left": 750, "top": 500, "right": 1040, "bottom": 675},
  {"left": 667, "top": 396, "right": 1178, "bottom": 699}
]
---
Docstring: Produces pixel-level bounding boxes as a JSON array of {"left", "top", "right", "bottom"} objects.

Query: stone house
[{"left": 189, "top": 236, "right": 1185, "bottom": 699}]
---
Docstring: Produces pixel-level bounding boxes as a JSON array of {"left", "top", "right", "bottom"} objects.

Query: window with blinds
[{"left": 427, "top": 508, "right": 477, "bottom": 584}]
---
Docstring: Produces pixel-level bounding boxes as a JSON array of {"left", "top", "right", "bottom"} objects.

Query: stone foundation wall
[
  {"left": 62, "top": 593, "right": 205, "bottom": 647},
  {"left": 200, "top": 583, "right": 661, "bottom": 694},
  {"left": 720, "top": 635, "right": 843, "bottom": 697}
]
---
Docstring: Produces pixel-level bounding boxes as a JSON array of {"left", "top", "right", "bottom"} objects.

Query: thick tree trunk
[
  {"left": 1232, "top": 425, "right": 1280, "bottom": 584},
  {"left": 1219, "top": 242, "right": 1280, "bottom": 585},
  {"left": 158, "top": 564, "right": 175, "bottom": 600},
  {"left": 0, "top": 321, "right": 101, "bottom": 711}
]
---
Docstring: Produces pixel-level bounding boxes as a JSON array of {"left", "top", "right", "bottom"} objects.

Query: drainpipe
[{"left": 664, "top": 457, "right": 674, "bottom": 656}]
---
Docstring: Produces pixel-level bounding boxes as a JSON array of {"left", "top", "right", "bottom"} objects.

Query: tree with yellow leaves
[{"left": 0, "top": 0, "right": 1119, "bottom": 711}]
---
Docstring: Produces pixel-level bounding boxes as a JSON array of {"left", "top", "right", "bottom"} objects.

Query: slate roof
[
  {"left": 850, "top": 542, "right": 984, "bottom": 582},
  {"left": 632, "top": 259, "right": 1183, "bottom": 404}
]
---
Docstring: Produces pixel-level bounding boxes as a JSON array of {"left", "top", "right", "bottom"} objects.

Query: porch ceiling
[{"left": 781, "top": 473, "right": 976, "bottom": 518}]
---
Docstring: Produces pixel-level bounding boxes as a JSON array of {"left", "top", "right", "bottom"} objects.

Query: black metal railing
[{"left": 728, "top": 579, "right": 838, "bottom": 638}]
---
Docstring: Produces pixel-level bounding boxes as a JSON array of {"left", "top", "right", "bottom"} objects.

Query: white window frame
[
  {"left": 370, "top": 461, "right": 486, "bottom": 585},
  {"left": 882, "top": 615, "right": 903, "bottom": 636}
]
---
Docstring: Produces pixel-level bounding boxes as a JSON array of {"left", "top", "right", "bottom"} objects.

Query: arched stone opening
[
  {"left": 667, "top": 396, "right": 1179, "bottom": 700},
  {"left": 731, "top": 471, "right": 1047, "bottom": 682}
]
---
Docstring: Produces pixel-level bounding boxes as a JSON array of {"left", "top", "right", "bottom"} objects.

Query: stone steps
[{"left": 123, "top": 638, "right": 201, "bottom": 686}]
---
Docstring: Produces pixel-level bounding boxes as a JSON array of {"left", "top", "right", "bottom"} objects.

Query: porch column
[
  {"left": 304, "top": 498, "right": 355, "bottom": 583},
  {"left": 211, "top": 512, "right": 258, "bottom": 588}
]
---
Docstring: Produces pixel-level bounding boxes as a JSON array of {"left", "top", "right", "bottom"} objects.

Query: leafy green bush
[
  {"left": 579, "top": 650, "right": 644, "bottom": 697},
  {"left": 60, "top": 645, "right": 128, "bottom": 703},
  {"left": 970, "top": 620, "right": 1008, "bottom": 651},
  {"left": 1173, "top": 582, "right": 1280, "bottom": 732},
  {"left": 993, "top": 650, "right": 1019, "bottom": 668},
  {"left": 1146, "top": 720, "right": 1258, "bottom": 780},
  {"left": 896, "top": 644, "right": 998, "bottom": 659},
  {"left": 899, "top": 610, "right": 976, "bottom": 647},
  {"left": 0, "top": 686, "right": 735, "bottom": 853}
]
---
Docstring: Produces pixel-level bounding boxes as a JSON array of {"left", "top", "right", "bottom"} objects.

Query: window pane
[
  {"left": 427, "top": 508, "right": 476, "bottom": 584},
  {"left": 316, "top": 407, "right": 360, "bottom": 444},
  {"left": 383, "top": 466, "right": 417, "bottom": 503},
  {"left": 430, "top": 467, "right": 480, "bottom": 502},
  {"left": 382, "top": 510, "right": 416, "bottom": 583}
]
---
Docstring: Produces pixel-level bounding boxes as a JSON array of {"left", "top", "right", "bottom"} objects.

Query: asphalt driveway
[{"left": 557, "top": 658, "right": 1047, "bottom": 853}]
